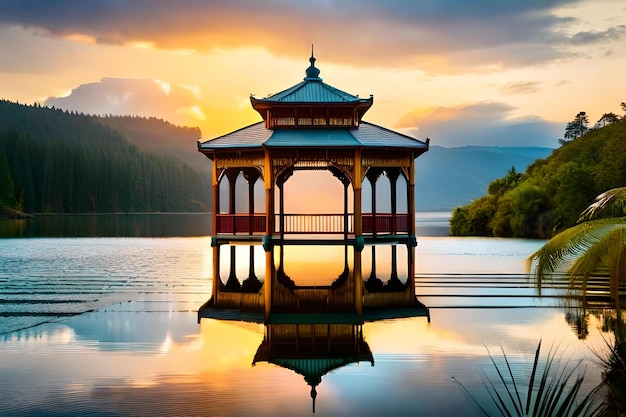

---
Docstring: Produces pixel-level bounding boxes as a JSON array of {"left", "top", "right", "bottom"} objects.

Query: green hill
[
  {"left": 414, "top": 145, "right": 552, "bottom": 211},
  {"left": 0, "top": 100, "right": 210, "bottom": 217},
  {"left": 450, "top": 118, "right": 626, "bottom": 238}
]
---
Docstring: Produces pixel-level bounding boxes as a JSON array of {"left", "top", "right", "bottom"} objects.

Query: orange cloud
[{"left": 0, "top": 1, "right": 595, "bottom": 74}]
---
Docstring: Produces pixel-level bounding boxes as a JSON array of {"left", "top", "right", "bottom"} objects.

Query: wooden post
[
  {"left": 226, "top": 170, "right": 238, "bottom": 215},
  {"left": 212, "top": 245, "right": 219, "bottom": 303},
  {"left": 409, "top": 244, "right": 416, "bottom": 306},
  {"left": 343, "top": 182, "right": 349, "bottom": 238},
  {"left": 279, "top": 183, "right": 285, "bottom": 238},
  {"left": 265, "top": 249, "right": 273, "bottom": 322},
  {"left": 244, "top": 169, "right": 259, "bottom": 234},
  {"left": 388, "top": 168, "right": 400, "bottom": 235},
  {"left": 409, "top": 158, "right": 416, "bottom": 236},
  {"left": 408, "top": 158, "right": 417, "bottom": 305},
  {"left": 264, "top": 148, "right": 274, "bottom": 322},
  {"left": 354, "top": 150, "right": 363, "bottom": 237},
  {"left": 211, "top": 157, "right": 219, "bottom": 302},
  {"left": 354, "top": 149, "right": 363, "bottom": 315},
  {"left": 212, "top": 157, "right": 219, "bottom": 235},
  {"left": 264, "top": 149, "right": 274, "bottom": 236},
  {"left": 370, "top": 246, "right": 376, "bottom": 279},
  {"left": 225, "top": 169, "right": 240, "bottom": 233},
  {"left": 371, "top": 174, "right": 377, "bottom": 237}
]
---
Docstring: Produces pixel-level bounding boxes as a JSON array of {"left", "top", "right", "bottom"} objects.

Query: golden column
[
  {"left": 408, "top": 157, "right": 417, "bottom": 305},
  {"left": 211, "top": 156, "right": 220, "bottom": 303},
  {"left": 263, "top": 148, "right": 275, "bottom": 322},
  {"left": 353, "top": 148, "right": 363, "bottom": 315}
]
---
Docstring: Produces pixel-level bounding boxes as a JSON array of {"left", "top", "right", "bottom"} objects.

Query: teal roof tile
[
  {"left": 198, "top": 122, "right": 270, "bottom": 149},
  {"left": 198, "top": 121, "right": 428, "bottom": 151},
  {"left": 263, "top": 80, "right": 365, "bottom": 103},
  {"left": 266, "top": 128, "right": 360, "bottom": 147},
  {"left": 352, "top": 122, "right": 428, "bottom": 148}
]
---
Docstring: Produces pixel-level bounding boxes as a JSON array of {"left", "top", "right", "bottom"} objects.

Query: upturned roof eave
[
  {"left": 250, "top": 96, "right": 373, "bottom": 108},
  {"left": 251, "top": 97, "right": 373, "bottom": 105},
  {"left": 198, "top": 141, "right": 428, "bottom": 153},
  {"left": 250, "top": 95, "right": 373, "bottom": 121}
]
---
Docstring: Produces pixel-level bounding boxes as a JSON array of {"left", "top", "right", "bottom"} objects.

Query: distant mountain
[{"left": 414, "top": 145, "right": 553, "bottom": 211}]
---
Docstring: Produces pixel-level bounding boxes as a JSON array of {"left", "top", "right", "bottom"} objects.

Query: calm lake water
[{"left": 0, "top": 213, "right": 618, "bottom": 416}]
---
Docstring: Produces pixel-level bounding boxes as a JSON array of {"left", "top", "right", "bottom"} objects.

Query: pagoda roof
[
  {"left": 250, "top": 50, "right": 373, "bottom": 124},
  {"left": 253, "top": 79, "right": 370, "bottom": 105},
  {"left": 197, "top": 121, "right": 429, "bottom": 152}
]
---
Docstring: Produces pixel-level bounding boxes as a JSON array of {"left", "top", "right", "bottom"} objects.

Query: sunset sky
[{"left": 1, "top": 0, "right": 625, "bottom": 147}]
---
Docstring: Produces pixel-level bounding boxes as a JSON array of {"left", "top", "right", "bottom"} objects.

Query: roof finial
[
  {"left": 311, "top": 385, "right": 317, "bottom": 413},
  {"left": 305, "top": 44, "right": 321, "bottom": 81}
]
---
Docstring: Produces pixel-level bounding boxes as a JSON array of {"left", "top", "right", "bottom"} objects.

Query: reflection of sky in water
[
  {"left": 274, "top": 245, "right": 353, "bottom": 286},
  {"left": 0, "top": 307, "right": 610, "bottom": 417},
  {"left": 416, "top": 236, "right": 545, "bottom": 274},
  {"left": 0, "top": 236, "right": 614, "bottom": 416},
  {"left": 0, "top": 237, "right": 213, "bottom": 334},
  {"left": 362, "top": 244, "right": 408, "bottom": 283},
  {"left": 218, "top": 244, "right": 266, "bottom": 283}
]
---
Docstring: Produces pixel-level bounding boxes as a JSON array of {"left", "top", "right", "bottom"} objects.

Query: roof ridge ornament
[{"left": 304, "top": 44, "right": 322, "bottom": 81}]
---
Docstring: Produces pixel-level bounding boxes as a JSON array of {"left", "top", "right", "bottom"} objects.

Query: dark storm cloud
[{"left": 0, "top": 0, "right": 585, "bottom": 72}]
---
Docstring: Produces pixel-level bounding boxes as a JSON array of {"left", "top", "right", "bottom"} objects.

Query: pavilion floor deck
[{"left": 211, "top": 233, "right": 417, "bottom": 247}]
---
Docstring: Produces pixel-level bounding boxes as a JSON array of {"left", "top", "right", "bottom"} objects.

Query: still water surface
[{"left": 0, "top": 214, "right": 615, "bottom": 416}]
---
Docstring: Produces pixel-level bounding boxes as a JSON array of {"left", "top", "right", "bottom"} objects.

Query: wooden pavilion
[{"left": 197, "top": 51, "right": 430, "bottom": 325}]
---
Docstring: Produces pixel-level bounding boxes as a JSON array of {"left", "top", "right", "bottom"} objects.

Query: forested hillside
[
  {"left": 0, "top": 100, "right": 210, "bottom": 216},
  {"left": 450, "top": 117, "right": 626, "bottom": 238},
  {"left": 99, "top": 115, "right": 209, "bottom": 174}
]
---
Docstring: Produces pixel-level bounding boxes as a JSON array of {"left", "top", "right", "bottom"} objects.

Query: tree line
[
  {"left": 0, "top": 100, "right": 210, "bottom": 216},
  {"left": 450, "top": 106, "right": 626, "bottom": 238}
]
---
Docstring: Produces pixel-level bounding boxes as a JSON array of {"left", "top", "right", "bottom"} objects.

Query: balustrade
[{"left": 215, "top": 213, "right": 411, "bottom": 235}]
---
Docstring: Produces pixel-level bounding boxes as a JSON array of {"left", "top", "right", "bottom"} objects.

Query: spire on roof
[{"left": 304, "top": 45, "right": 321, "bottom": 81}]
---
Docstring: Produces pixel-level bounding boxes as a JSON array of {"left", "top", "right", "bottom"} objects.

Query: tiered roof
[{"left": 198, "top": 51, "right": 429, "bottom": 152}]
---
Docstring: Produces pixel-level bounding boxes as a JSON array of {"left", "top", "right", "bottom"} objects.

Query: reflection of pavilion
[
  {"left": 253, "top": 321, "right": 373, "bottom": 413},
  {"left": 197, "top": 50, "right": 430, "bottom": 324}
]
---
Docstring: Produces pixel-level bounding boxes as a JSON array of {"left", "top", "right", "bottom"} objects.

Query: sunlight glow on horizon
[{"left": 0, "top": 1, "right": 624, "bottom": 145}]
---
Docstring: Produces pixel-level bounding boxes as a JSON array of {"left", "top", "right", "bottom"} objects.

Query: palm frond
[
  {"left": 525, "top": 341, "right": 542, "bottom": 414},
  {"left": 528, "top": 219, "right": 626, "bottom": 288},
  {"left": 579, "top": 188, "right": 626, "bottom": 222}
]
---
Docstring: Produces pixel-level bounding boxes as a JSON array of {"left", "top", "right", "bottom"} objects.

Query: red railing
[
  {"left": 362, "top": 213, "right": 410, "bottom": 234},
  {"left": 277, "top": 214, "right": 353, "bottom": 234},
  {"left": 215, "top": 213, "right": 411, "bottom": 235},
  {"left": 216, "top": 214, "right": 266, "bottom": 234}
]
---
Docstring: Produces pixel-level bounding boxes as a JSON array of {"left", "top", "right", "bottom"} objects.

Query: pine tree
[{"left": 559, "top": 111, "right": 589, "bottom": 145}]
